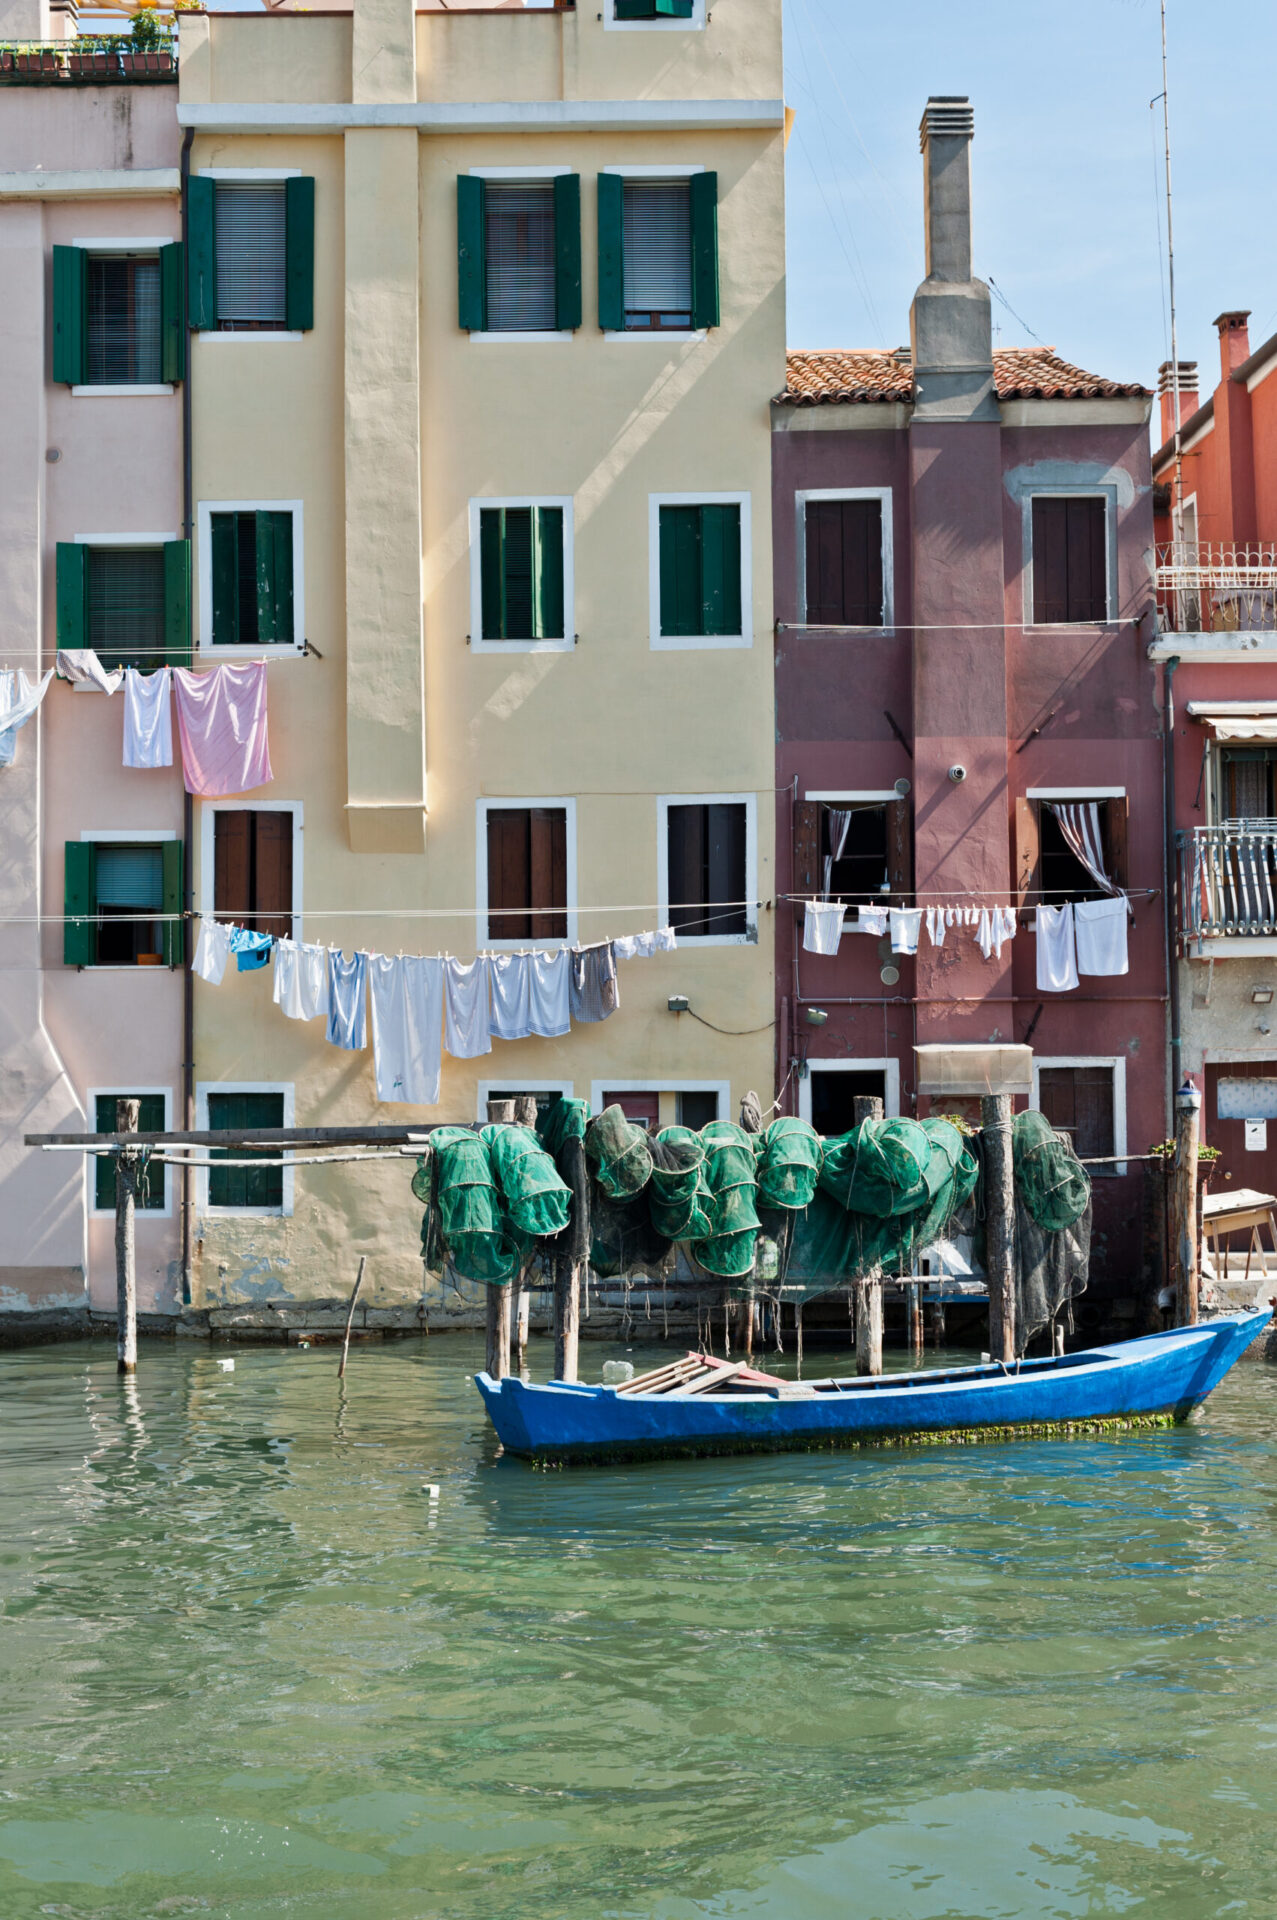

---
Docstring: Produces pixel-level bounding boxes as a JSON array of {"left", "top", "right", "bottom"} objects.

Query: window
[
  {"left": 188, "top": 175, "right": 314, "bottom": 334},
  {"left": 587, "top": 1084, "right": 727, "bottom": 1127},
  {"left": 62, "top": 839, "right": 183, "bottom": 968},
  {"left": 470, "top": 501, "right": 571, "bottom": 647},
  {"left": 676, "top": 1089, "right": 720, "bottom": 1129},
  {"left": 822, "top": 805, "right": 889, "bottom": 903},
  {"left": 663, "top": 799, "right": 753, "bottom": 941},
  {"left": 206, "top": 1090, "right": 285, "bottom": 1212},
  {"left": 611, "top": 0, "right": 697, "bottom": 20},
  {"left": 482, "top": 804, "right": 571, "bottom": 943},
  {"left": 52, "top": 242, "right": 183, "bottom": 386},
  {"left": 1014, "top": 795, "right": 1128, "bottom": 904},
  {"left": 456, "top": 174, "right": 581, "bottom": 334},
  {"left": 598, "top": 170, "right": 718, "bottom": 332},
  {"left": 197, "top": 502, "right": 303, "bottom": 653},
  {"left": 1219, "top": 748, "right": 1277, "bottom": 821},
  {"left": 652, "top": 494, "right": 751, "bottom": 648},
  {"left": 802, "top": 495, "right": 887, "bottom": 628},
  {"left": 475, "top": 1082, "right": 574, "bottom": 1122},
  {"left": 1031, "top": 496, "right": 1108, "bottom": 624},
  {"left": 56, "top": 541, "right": 190, "bottom": 671},
  {"left": 92, "top": 1093, "right": 167, "bottom": 1213},
  {"left": 798, "top": 1059, "right": 902, "bottom": 1129},
  {"left": 214, "top": 811, "right": 294, "bottom": 939},
  {"left": 1035, "top": 1063, "right": 1122, "bottom": 1174},
  {"left": 602, "top": 1091, "right": 661, "bottom": 1130}
]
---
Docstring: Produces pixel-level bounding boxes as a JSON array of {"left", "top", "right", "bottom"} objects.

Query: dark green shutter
[
  {"left": 256, "top": 511, "right": 293, "bottom": 645},
  {"left": 597, "top": 171, "right": 624, "bottom": 331},
  {"left": 614, "top": 0, "right": 657, "bottom": 14},
  {"left": 553, "top": 174, "right": 582, "bottom": 331},
  {"left": 187, "top": 174, "right": 217, "bottom": 331},
  {"left": 52, "top": 246, "right": 86, "bottom": 384},
  {"left": 161, "top": 841, "right": 184, "bottom": 969},
  {"left": 209, "top": 1090, "right": 284, "bottom": 1209},
  {"left": 479, "top": 509, "right": 504, "bottom": 639},
  {"left": 457, "top": 176, "right": 486, "bottom": 331},
  {"left": 656, "top": 0, "right": 695, "bottom": 13},
  {"left": 690, "top": 170, "right": 719, "bottom": 329},
  {"left": 160, "top": 241, "right": 185, "bottom": 383},
  {"left": 163, "top": 539, "right": 191, "bottom": 667},
  {"left": 64, "top": 841, "right": 95, "bottom": 968},
  {"left": 532, "top": 507, "right": 565, "bottom": 641},
  {"left": 285, "top": 176, "right": 315, "bottom": 331},
  {"left": 95, "top": 1094, "right": 166, "bottom": 1211},
  {"left": 659, "top": 505, "right": 702, "bottom": 636},
  {"left": 210, "top": 513, "right": 239, "bottom": 646},
  {"left": 56, "top": 543, "right": 88, "bottom": 651},
  {"left": 701, "top": 503, "right": 741, "bottom": 635}
]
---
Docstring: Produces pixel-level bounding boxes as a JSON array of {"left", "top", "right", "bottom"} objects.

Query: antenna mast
[{"left": 1160, "top": 0, "right": 1184, "bottom": 519}]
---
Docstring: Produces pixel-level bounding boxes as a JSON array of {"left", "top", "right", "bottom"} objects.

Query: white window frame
[
  {"left": 602, "top": 165, "right": 707, "bottom": 343},
  {"left": 475, "top": 796, "right": 578, "bottom": 952},
  {"left": 795, "top": 487, "right": 895, "bottom": 633},
  {"left": 588, "top": 1078, "right": 729, "bottom": 1119},
  {"left": 196, "top": 499, "right": 305, "bottom": 658},
  {"left": 1027, "top": 787, "right": 1126, "bottom": 801},
  {"left": 798, "top": 1057, "right": 901, "bottom": 1124},
  {"left": 805, "top": 789, "right": 902, "bottom": 802},
  {"left": 68, "top": 239, "right": 176, "bottom": 395},
  {"left": 195, "top": 1081, "right": 295, "bottom": 1218},
  {"left": 1022, "top": 486, "right": 1117, "bottom": 630},
  {"left": 76, "top": 829, "right": 177, "bottom": 971},
  {"left": 649, "top": 492, "right": 752, "bottom": 651},
  {"left": 1032, "top": 1055, "right": 1126, "bottom": 1177},
  {"left": 604, "top": 0, "right": 705, "bottom": 29},
  {"left": 475, "top": 1079, "right": 575, "bottom": 1121},
  {"left": 86, "top": 1086, "right": 173, "bottom": 1218},
  {"left": 467, "top": 496, "right": 574, "bottom": 654},
  {"left": 193, "top": 169, "right": 302, "bottom": 341},
  {"left": 198, "top": 800, "right": 304, "bottom": 941},
  {"left": 657, "top": 791, "right": 757, "bottom": 947},
  {"left": 466, "top": 166, "right": 575, "bottom": 343}
]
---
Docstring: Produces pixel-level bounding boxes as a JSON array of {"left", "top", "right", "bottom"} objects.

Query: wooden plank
[{"left": 677, "top": 1360, "right": 750, "bottom": 1397}]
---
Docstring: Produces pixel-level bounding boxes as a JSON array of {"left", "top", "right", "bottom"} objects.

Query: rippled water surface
[{"left": 4, "top": 1334, "right": 1277, "bottom": 1919}]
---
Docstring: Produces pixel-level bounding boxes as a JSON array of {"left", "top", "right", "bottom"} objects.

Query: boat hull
[{"left": 475, "top": 1311, "right": 1271, "bottom": 1463}]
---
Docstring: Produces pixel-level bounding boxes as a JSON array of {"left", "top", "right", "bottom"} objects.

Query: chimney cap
[
  {"left": 1157, "top": 360, "right": 1198, "bottom": 394},
  {"left": 1213, "top": 310, "right": 1252, "bottom": 332},
  {"left": 919, "top": 95, "right": 974, "bottom": 150}
]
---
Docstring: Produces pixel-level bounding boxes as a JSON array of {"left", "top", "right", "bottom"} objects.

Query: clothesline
[
  {"left": 21, "top": 899, "right": 763, "bottom": 926},
  {"left": 774, "top": 617, "right": 1143, "bottom": 633},
  {"left": 785, "top": 889, "right": 1158, "bottom": 905}
]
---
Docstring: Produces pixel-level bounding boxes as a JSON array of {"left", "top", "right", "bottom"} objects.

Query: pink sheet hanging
[{"left": 173, "top": 662, "right": 273, "bottom": 797}]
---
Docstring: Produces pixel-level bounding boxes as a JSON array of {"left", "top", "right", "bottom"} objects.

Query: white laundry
[
  {"left": 1075, "top": 896, "right": 1129, "bottom": 977},
  {"left": 925, "top": 906, "right": 946, "bottom": 948},
  {"left": 444, "top": 957, "right": 491, "bottom": 1058},
  {"left": 528, "top": 948, "right": 571, "bottom": 1037},
  {"left": 803, "top": 900, "right": 846, "bottom": 955},
  {"left": 272, "top": 938, "right": 330, "bottom": 1021},
  {"left": 889, "top": 907, "right": 922, "bottom": 955},
  {"left": 123, "top": 667, "right": 173, "bottom": 769},
  {"left": 977, "top": 908, "right": 1017, "bottom": 959},
  {"left": 193, "top": 916, "right": 231, "bottom": 986},
  {"left": 1035, "top": 903, "right": 1079, "bottom": 992},
  {"left": 858, "top": 904, "right": 889, "bottom": 937},
  {"left": 655, "top": 925, "right": 677, "bottom": 951},
  {"left": 0, "top": 668, "right": 52, "bottom": 766},
  {"left": 56, "top": 649, "right": 124, "bottom": 695},
  {"left": 488, "top": 952, "right": 533, "bottom": 1042},
  {"left": 368, "top": 952, "right": 445, "bottom": 1105}
]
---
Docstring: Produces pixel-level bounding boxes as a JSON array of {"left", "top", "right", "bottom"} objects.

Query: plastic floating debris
[
  {"left": 424, "top": 1484, "right": 440, "bottom": 1500},
  {"left": 218, "top": 1358, "right": 235, "bottom": 1372},
  {"left": 602, "top": 1360, "right": 635, "bottom": 1385}
]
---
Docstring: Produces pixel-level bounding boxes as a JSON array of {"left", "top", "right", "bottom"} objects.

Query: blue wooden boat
[{"left": 476, "top": 1309, "right": 1271, "bottom": 1463}]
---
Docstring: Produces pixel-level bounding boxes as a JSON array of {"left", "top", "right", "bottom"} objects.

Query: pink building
[
  {"left": 772, "top": 99, "right": 1159, "bottom": 1324},
  {"left": 0, "top": 18, "right": 184, "bottom": 1337}
]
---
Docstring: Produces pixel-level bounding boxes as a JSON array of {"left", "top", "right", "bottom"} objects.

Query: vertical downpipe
[
  {"left": 180, "top": 123, "right": 195, "bottom": 1305},
  {"left": 1163, "top": 655, "right": 1181, "bottom": 1118}
]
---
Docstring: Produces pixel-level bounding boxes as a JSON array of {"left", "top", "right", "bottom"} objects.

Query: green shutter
[
  {"left": 614, "top": 0, "right": 657, "bottom": 15},
  {"left": 95, "top": 1094, "right": 166, "bottom": 1211},
  {"left": 553, "top": 173, "right": 582, "bottom": 331},
  {"left": 699, "top": 503, "right": 741, "bottom": 635},
  {"left": 210, "top": 513, "right": 239, "bottom": 646},
  {"left": 256, "top": 511, "right": 294, "bottom": 645},
  {"left": 690, "top": 170, "right": 719, "bottom": 329},
  {"left": 209, "top": 1090, "right": 284, "bottom": 1210},
  {"left": 532, "top": 506, "right": 565, "bottom": 641},
  {"left": 480, "top": 509, "right": 504, "bottom": 639},
  {"left": 164, "top": 539, "right": 191, "bottom": 667},
  {"left": 597, "top": 171, "right": 624, "bottom": 331},
  {"left": 457, "top": 175, "right": 486, "bottom": 331},
  {"left": 56, "top": 543, "right": 88, "bottom": 651},
  {"left": 160, "top": 241, "right": 185, "bottom": 383},
  {"left": 656, "top": 0, "right": 695, "bottom": 13},
  {"left": 64, "top": 841, "right": 95, "bottom": 968},
  {"left": 52, "top": 245, "right": 86, "bottom": 385},
  {"left": 187, "top": 175, "right": 217, "bottom": 331},
  {"left": 161, "top": 840, "right": 184, "bottom": 969},
  {"left": 660, "top": 505, "right": 704, "bottom": 637},
  {"left": 285, "top": 176, "right": 315, "bottom": 331}
]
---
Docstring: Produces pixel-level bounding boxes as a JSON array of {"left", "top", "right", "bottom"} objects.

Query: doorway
[{"left": 799, "top": 1058, "right": 900, "bottom": 1135}]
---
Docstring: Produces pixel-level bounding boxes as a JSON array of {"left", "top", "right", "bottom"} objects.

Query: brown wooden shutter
[
  {"left": 214, "top": 811, "right": 252, "bottom": 925},
  {"left": 803, "top": 499, "right": 884, "bottom": 628},
  {"left": 487, "top": 808, "right": 530, "bottom": 941},
  {"left": 529, "top": 807, "right": 567, "bottom": 940},
  {"left": 1012, "top": 796, "right": 1041, "bottom": 903},
  {"left": 793, "top": 800, "right": 821, "bottom": 894},
  {"left": 804, "top": 502, "right": 842, "bottom": 626},
  {"left": 1068, "top": 497, "right": 1107, "bottom": 622},
  {"left": 1103, "top": 795, "right": 1129, "bottom": 890},
  {"left": 253, "top": 811, "right": 293, "bottom": 939},
  {"left": 888, "top": 795, "right": 912, "bottom": 896},
  {"left": 1032, "top": 498, "right": 1068, "bottom": 624}
]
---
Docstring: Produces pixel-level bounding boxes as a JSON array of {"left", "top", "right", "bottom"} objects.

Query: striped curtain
[{"left": 1048, "top": 801, "right": 1121, "bottom": 897}]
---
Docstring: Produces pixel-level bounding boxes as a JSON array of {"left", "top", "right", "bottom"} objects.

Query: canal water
[{"left": 3, "top": 1335, "right": 1277, "bottom": 1919}]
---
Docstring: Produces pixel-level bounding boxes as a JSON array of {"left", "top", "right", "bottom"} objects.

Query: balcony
[
  {"left": 0, "top": 34, "right": 176, "bottom": 84},
  {"left": 1150, "top": 543, "right": 1277, "bottom": 662},
  {"left": 1178, "top": 824, "right": 1277, "bottom": 952}
]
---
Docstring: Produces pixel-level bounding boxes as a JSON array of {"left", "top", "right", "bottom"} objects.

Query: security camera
[{"left": 948, "top": 764, "right": 967, "bottom": 784}]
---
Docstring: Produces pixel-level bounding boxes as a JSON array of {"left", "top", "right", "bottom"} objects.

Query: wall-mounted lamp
[
  {"left": 1252, "top": 987, "right": 1274, "bottom": 1006},
  {"left": 804, "top": 1007, "right": 828, "bottom": 1027},
  {"left": 667, "top": 994, "right": 690, "bottom": 1015}
]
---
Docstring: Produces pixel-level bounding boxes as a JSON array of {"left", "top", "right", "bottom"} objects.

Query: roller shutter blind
[
  {"left": 214, "top": 183, "right": 286, "bottom": 328},
  {"left": 86, "top": 547, "right": 166, "bottom": 670},
  {"left": 94, "top": 1093, "right": 167, "bottom": 1211},
  {"left": 86, "top": 255, "right": 161, "bottom": 385},
  {"left": 485, "top": 181, "right": 556, "bottom": 331},
  {"left": 622, "top": 180, "right": 691, "bottom": 325},
  {"left": 52, "top": 245, "right": 86, "bottom": 384},
  {"left": 208, "top": 1090, "right": 285, "bottom": 1210}
]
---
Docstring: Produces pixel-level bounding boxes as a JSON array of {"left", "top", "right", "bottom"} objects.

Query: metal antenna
[{"left": 1158, "top": 0, "right": 1184, "bottom": 517}]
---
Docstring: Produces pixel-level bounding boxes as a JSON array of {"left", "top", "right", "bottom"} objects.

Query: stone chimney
[
  {"left": 909, "top": 96, "right": 996, "bottom": 423},
  {"left": 1215, "top": 310, "right": 1251, "bottom": 380},
  {"left": 1158, "top": 359, "right": 1198, "bottom": 444}
]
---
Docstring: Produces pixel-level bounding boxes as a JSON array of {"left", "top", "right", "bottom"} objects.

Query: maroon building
[{"left": 771, "top": 98, "right": 1161, "bottom": 1304}]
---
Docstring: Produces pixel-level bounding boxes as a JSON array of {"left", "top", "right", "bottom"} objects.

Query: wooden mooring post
[
  {"left": 483, "top": 1098, "right": 519, "bottom": 1381},
  {"left": 1172, "top": 1080, "right": 1202, "bottom": 1327},
  {"left": 114, "top": 1097, "right": 140, "bottom": 1375},
  {"left": 907, "top": 1282, "right": 924, "bottom": 1359},
  {"left": 853, "top": 1093, "right": 884, "bottom": 1375},
  {"left": 554, "top": 1257, "right": 581, "bottom": 1384},
  {"left": 982, "top": 1091, "right": 1016, "bottom": 1363}
]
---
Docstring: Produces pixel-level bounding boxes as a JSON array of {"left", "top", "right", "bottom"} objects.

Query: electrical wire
[{"left": 683, "top": 1008, "right": 776, "bottom": 1037}]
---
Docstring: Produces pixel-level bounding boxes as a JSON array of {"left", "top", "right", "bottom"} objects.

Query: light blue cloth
[
  {"left": 228, "top": 926, "right": 273, "bottom": 972},
  {"left": 326, "top": 949, "right": 369, "bottom": 1050}
]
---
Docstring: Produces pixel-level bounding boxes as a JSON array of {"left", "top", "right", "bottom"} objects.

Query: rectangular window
[
  {"left": 213, "top": 810, "right": 294, "bottom": 939},
  {"left": 659, "top": 503, "right": 742, "bottom": 638},
  {"left": 822, "top": 804, "right": 889, "bottom": 903},
  {"left": 207, "top": 1090, "right": 285, "bottom": 1211},
  {"left": 598, "top": 171, "right": 718, "bottom": 331},
  {"left": 1219, "top": 748, "right": 1277, "bottom": 822},
  {"left": 86, "top": 256, "right": 161, "bottom": 385},
  {"left": 804, "top": 498, "right": 884, "bottom": 627},
  {"left": 188, "top": 175, "right": 314, "bottom": 334},
  {"left": 63, "top": 840, "right": 182, "bottom": 968},
  {"left": 614, "top": 0, "right": 695, "bottom": 17},
  {"left": 457, "top": 174, "right": 581, "bottom": 334},
  {"left": 485, "top": 807, "right": 568, "bottom": 942},
  {"left": 209, "top": 510, "right": 294, "bottom": 646},
  {"left": 667, "top": 802, "right": 748, "bottom": 938},
  {"left": 93, "top": 1093, "right": 166, "bottom": 1213},
  {"left": 478, "top": 505, "right": 565, "bottom": 642},
  {"left": 1031, "top": 496, "right": 1108, "bottom": 624},
  {"left": 86, "top": 547, "right": 166, "bottom": 670},
  {"left": 676, "top": 1088, "right": 719, "bottom": 1128},
  {"left": 1037, "top": 1066, "right": 1115, "bottom": 1162}
]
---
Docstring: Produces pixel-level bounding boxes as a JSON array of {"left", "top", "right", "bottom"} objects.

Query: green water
[{"left": 3, "top": 1337, "right": 1277, "bottom": 1919}]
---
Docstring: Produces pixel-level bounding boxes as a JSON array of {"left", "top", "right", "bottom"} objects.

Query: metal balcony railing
[
  {"left": 1178, "top": 823, "right": 1277, "bottom": 940},
  {"left": 1156, "top": 542, "right": 1277, "bottom": 636},
  {"left": 0, "top": 34, "right": 176, "bottom": 82}
]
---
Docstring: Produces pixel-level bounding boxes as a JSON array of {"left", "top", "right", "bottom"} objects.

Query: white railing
[
  {"left": 1157, "top": 542, "right": 1277, "bottom": 636},
  {"left": 1179, "top": 824, "right": 1277, "bottom": 939}
]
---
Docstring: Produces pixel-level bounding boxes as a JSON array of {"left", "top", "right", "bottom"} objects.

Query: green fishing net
[
  {"left": 425, "top": 1126, "right": 522, "bottom": 1285},
  {"left": 585, "top": 1104, "right": 653, "bottom": 1199},
  {"left": 537, "top": 1096, "right": 591, "bottom": 1160},
  {"left": 755, "top": 1117, "right": 823, "bottom": 1210},
  {"left": 481, "top": 1124, "right": 573, "bottom": 1239},
  {"left": 1012, "top": 1109, "right": 1092, "bottom": 1231},
  {"left": 692, "top": 1122, "right": 763, "bottom": 1277},
  {"left": 648, "top": 1127, "right": 713, "bottom": 1241}
]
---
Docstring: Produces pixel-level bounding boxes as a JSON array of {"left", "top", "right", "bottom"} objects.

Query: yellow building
[{"left": 176, "top": 0, "right": 785, "bottom": 1315}]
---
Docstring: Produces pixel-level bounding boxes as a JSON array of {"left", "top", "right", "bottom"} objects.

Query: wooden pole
[
  {"left": 928, "top": 1299, "right": 945, "bottom": 1348},
  {"left": 554, "top": 1255, "right": 580, "bottom": 1383},
  {"left": 981, "top": 1092, "right": 1016, "bottom": 1363},
  {"left": 907, "top": 1281, "right": 923, "bottom": 1358},
  {"left": 484, "top": 1099, "right": 517, "bottom": 1380},
  {"left": 1051, "top": 1317, "right": 1066, "bottom": 1356},
  {"left": 514, "top": 1280, "right": 531, "bottom": 1366},
  {"left": 114, "top": 1097, "right": 140, "bottom": 1375},
  {"left": 1172, "top": 1080, "right": 1202, "bottom": 1327},
  {"left": 853, "top": 1093, "right": 884, "bottom": 1376},
  {"left": 795, "top": 1301, "right": 803, "bottom": 1379},
  {"left": 337, "top": 1254, "right": 367, "bottom": 1379}
]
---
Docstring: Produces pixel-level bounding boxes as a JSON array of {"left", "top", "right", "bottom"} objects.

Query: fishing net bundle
[{"left": 1008, "top": 1109, "right": 1092, "bottom": 1351}]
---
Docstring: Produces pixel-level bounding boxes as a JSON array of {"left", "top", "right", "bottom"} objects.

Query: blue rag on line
[{"left": 229, "top": 926, "right": 274, "bottom": 972}]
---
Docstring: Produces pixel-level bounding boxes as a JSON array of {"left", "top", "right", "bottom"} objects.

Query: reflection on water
[{"left": 2, "top": 1335, "right": 1276, "bottom": 1919}]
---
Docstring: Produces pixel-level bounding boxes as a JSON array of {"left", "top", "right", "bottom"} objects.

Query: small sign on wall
[
  {"left": 1218, "top": 1076, "right": 1277, "bottom": 1120},
  {"left": 1245, "top": 1119, "right": 1269, "bottom": 1152}
]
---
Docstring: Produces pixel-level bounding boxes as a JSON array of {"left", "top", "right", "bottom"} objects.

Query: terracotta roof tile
[{"left": 778, "top": 347, "right": 1150, "bottom": 406}]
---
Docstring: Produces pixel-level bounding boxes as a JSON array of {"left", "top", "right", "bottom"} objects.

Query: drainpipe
[
  {"left": 1163, "top": 654, "right": 1181, "bottom": 1120},
  {"left": 180, "top": 122, "right": 195, "bottom": 1305}
]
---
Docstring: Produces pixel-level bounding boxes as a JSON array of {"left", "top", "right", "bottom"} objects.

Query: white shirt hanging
[
  {"left": 1035, "top": 904, "right": 1078, "bottom": 993},
  {"left": 1075, "top": 896, "right": 1129, "bottom": 976}
]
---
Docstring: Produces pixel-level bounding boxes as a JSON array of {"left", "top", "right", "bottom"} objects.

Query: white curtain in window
[
  {"left": 215, "top": 184, "right": 286, "bottom": 324},
  {"left": 623, "top": 180, "right": 691, "bottom": 315},
  {"left": 485, "top": 183, "right": 556, "bottom": 331},
  {"left": 1048, "top": 801, "right": 1120, "bottom": 897},
  {"left": 822, "top": 808, "right": 853, "bottom": 898}
]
